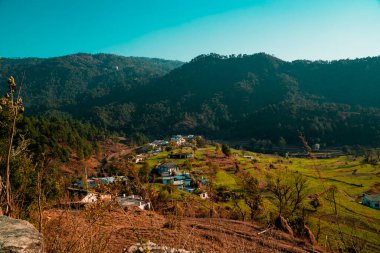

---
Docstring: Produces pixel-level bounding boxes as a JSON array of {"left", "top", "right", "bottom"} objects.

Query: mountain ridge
[{"left": 1, "top": 52, "right": 379, "bottom": 146}]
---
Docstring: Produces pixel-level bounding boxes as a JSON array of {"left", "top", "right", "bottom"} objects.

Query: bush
[{"left": 222, "top": 144, "right": 232, "bottom": 157}]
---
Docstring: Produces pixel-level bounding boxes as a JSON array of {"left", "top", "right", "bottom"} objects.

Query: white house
[
  {"left": 117, "top": 195, "right": 151, "bottom": 210},
  {"left": 135, "top": 154, "right": 146, "bottom": 164},
  {"left": 171, "top": 135, "right": 186, "bottom": 145},
  {"left": 80, "top": 193, "right": 98, "bottom": 203},
  {"left": 199, "top": 192, "right": 209, "bottom": 200}
]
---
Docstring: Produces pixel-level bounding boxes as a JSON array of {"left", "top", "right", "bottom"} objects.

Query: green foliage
[
  {"left": 138, "top": 162, "right": 151, "bottom": 183},
  {"left": 195, "top": 136, "right": 206, "bottom": 148},
  {"left": 182, "top": 159, "right": 192, "bottom": 171},
  {"left": 129, "top": 132, "right": 148, "bottom": 146},
  {"left": 18, "top": 114, "right": 106, "bottom": 161},
  {"left": 278, "top": 137, "right": 287, "bottom": 149},
  {"left": 237, "top": 171, "right": 262, "bottom": 220},
  {"left": 0, "top": 147, "right": 64, "bottom": 219},
  {"left": 0, "top": 112, "right": 101, "bottom": 218},
  {"left": 222, "top": 144, "right": 232, "bottom": 157},
  {"left": 158, "top": 189, "right": 170, "bottom": 200}
]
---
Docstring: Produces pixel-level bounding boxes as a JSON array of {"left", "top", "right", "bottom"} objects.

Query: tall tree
[
  {"left": 237, "top": 171, "right": 262, "bottom": 220},
  {"left": 222, "top": 144, "right": 232, "bottom": 157}
]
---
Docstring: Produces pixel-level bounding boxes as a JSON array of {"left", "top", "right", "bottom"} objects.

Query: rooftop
[
  {"left": 159, "top": 163, "right": 179, "bottom": 168},
  {"left": 364, "top": 194, "right": 380, "bottom": 202}
]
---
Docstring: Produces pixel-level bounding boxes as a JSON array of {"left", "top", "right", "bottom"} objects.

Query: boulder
[{"left": 0, "top": 216, "right": 43, "bottom": 253}]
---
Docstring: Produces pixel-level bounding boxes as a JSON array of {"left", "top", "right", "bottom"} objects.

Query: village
[
  {"left": 65, "top": 134, "right": 380, "bottom": 215},
  {"left": 66, "top": 135, "right": 212, "bottom": 210}
]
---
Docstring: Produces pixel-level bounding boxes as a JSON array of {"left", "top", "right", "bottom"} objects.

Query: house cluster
[
  {"left": 69, "top": 176, "right": 150, "bottom": 210},
  {"left": 139, "top": 135, "right": 196, "bottom": 158},
  {"left": 170, "top": 135, "right": 186, "bottom": 145},
  {"left": 147, "top": 140, "right": 168, "bottom": 153},
  {"left": 172, "top": 135, "right": 195, "bottom": 144},
  {"left": 153, "top": 162, "right": 208, "bottom": 198},
  {"left": 67, "top": 134, "right": 208, "bottom": 210},
  {"left": 149, "top": 135, "right": 195, "bottom": 147},
  {"left": 154, "top": 163, "right": 193, "bottom": 191},
  {"left": 73, "top": 176, "right": 126, "bottom": 189}
]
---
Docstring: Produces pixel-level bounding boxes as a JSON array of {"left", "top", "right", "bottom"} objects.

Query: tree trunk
[
  {"left": 37, "top": 171, "right": 43, "bottom": 233},
  {"left": 5, "top": 111, "right": 17, "bottom": 216}
]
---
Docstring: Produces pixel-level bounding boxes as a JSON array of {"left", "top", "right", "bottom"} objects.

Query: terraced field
[{"left": 143, "top": 146, "right": 380, "bottom": 252}]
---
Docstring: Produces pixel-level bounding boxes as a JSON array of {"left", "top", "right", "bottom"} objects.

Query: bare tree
[{"left": 266, "top": 171, "right": 308, "bottom": 217}]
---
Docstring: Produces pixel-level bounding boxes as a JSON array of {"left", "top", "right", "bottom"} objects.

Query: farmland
[{"left": 141, "top": 146, "right": 380, "bottom": 252}]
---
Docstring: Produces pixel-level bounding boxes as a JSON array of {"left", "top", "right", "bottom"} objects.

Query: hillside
[
  {"left": 137, "top": 145, "right": 380, "bottom": 252},
  {"left": 44, "top": 207, "right": 326, "bottom": 253},
  {"left": 41, "top": 142, "right": 379, "bottom": 253},
  {"left": 1, "top": 53, "right": 380, "bottom": 146}
]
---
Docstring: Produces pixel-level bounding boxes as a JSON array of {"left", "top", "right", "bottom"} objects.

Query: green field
[{"left": 144, "top": 146, "right": 380, "bottom": 252}]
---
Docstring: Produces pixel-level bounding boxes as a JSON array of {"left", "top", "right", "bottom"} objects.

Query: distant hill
[
  {"left": 1, "top": 53, "right": 379, "bottom": 146},
  {"left": 0, "top": 53, "right": 183, "bottom": 113}
]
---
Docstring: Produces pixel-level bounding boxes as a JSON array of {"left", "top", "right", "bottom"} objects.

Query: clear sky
[{"left": 1, "top": 0, "right": 380, "bottom": 61}]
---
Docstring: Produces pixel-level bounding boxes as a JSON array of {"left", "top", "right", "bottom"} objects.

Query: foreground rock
[{"left": 0, "top": 216, "right": 43, "bottom": 253}]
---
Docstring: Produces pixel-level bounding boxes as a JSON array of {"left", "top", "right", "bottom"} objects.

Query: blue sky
[{"left": 1, "top": 0, "right": 380, "bottom": 61}]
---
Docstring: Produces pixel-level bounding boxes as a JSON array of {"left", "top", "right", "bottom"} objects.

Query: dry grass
[{"left": 43, "top": 204, "right": 327, "bottom": 253}]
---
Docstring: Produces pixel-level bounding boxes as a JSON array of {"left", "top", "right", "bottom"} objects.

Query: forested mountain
[
  {"left": 1, "top": 53, "right": 379, "bottom": 146},
  {"left": 0, "top": 53, "right": 183, "bottom": 114}
]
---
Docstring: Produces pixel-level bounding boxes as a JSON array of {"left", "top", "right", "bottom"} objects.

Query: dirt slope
[{"left": 44, "top": 207, "right": 327, "bottom": 253}]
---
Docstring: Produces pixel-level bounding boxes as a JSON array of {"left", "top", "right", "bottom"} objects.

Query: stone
[
  {"left": 0, "top": 216, "right": 43, "bottom": 253},
  {"left": 125, "top": 241, "right": 193, "bottom": 253}
]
